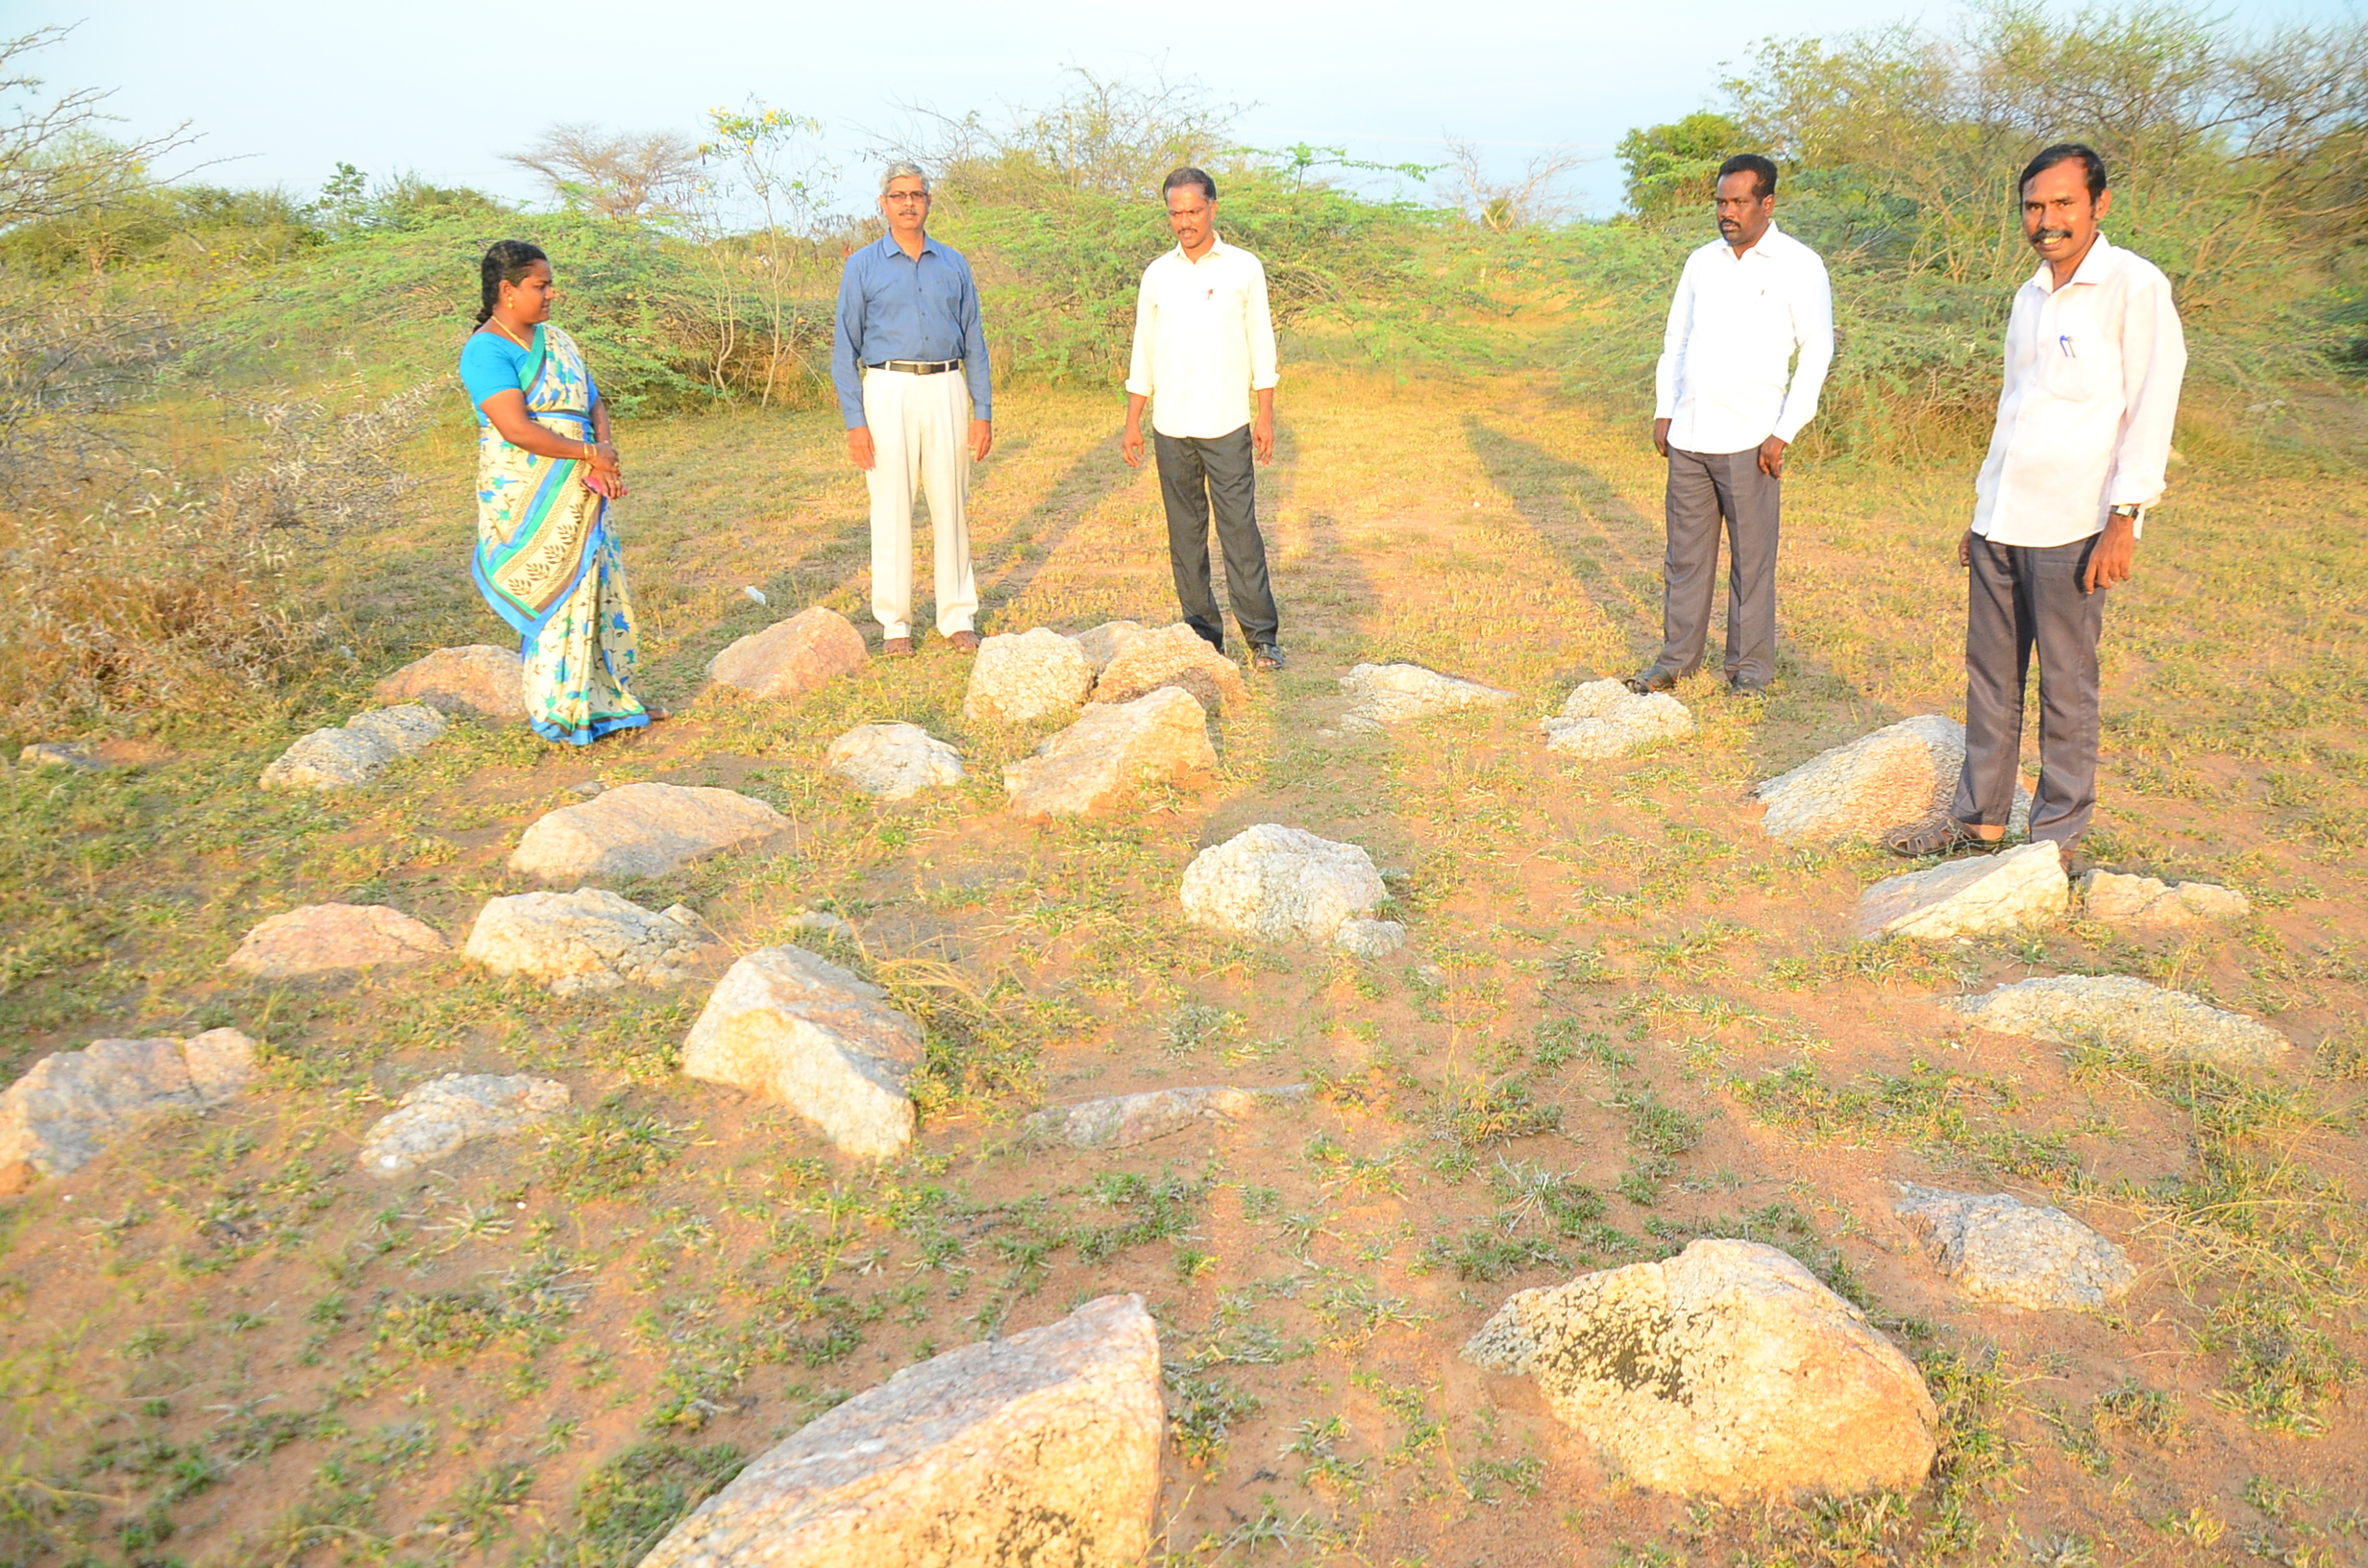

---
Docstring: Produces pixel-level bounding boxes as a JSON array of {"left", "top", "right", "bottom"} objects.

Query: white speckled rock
[
  {"left": 0, "top": 1031, "right": 259, "bottom": 1179},
  {"left": 228, "top": 904, "right": 449, "bottom": 979},
  {"left": 465, "top": 889, "right": 720, "bottom": 995},
  {"left": 371, "top": 644, "right": 525, "bottom": 720},
  {"left": 824, "top": 723, "right": 964, "bottom": 800},
  {"left": 1951, "top": 973, "right": 2289, "bottom": 1068},
  {"left": 962, "top": 627, "right": 1097, "bottom": 726},
  {"left": 640, "top": 1295, "right": 1162, "bottom": 1568},
  {"left": 356, "top": 1072, "right": 570, "bottom": 1177},
  {"left": 1753, "top": 716, "right": 2032, "bottom": 843},
  {"left": 508, "top": 782, "right": 786, "bottom": 881},
  {"left": 1334, "top": 917, "right": 1409, "bottom": 957},
  {"left": 1067, "top": 620, "right": 1146, "bottom": 674},
  {"left": 1024, "top": 1084, "right": 1308, "bottom": 1148},
  {"left": 681, "top": 946, "right": 925, "bottom": 1158},
  {"left": 1856, "top": 842, "right": 2067, "bottom": 940},
  {"left": 1003, "top": 687, "right": 1215, "bottom": 819},
  {"left": 20, "top": 742, "right": 105, "bottom": 771},
  {"left": 259, "top": 704, "right": 447, "bottom": 790},
  {"left": 1541, "top": 679, "right": 1693, "bottom": 759},
  {"left": 1180, "top": 824, "right": 1388, "bottom": 945},
  {"left": 1090, "top": 623, "right": 1249, "bottom": 713},
  {"left": 1337, "top": 663, "right": 1514, "bottom": 732},
  {"left": 1463, "top": 1239, "right": 1936, "bottom": 1501},
  {"left": 1891, "top": 1184, "right": 2135, "bottom": 1311},
  {"left": 2078, "top": 870, "right": 2250, "bottom": 930},
  {"left": 707, "top": 606, "right": 867, "bottom": 698}
]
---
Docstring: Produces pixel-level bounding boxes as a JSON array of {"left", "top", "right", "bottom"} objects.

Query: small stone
[
  {"left": 1068, "top": 620, "right": 1146, "bottom": 674},
  {"left": 2079, "top": 870, "right": 2250, "bottom": 929},
  {"left": 464, "top": 890, "right": 721, "bottom": 996},
  {"left": 1463, "top": 1238, "right": 1936, "bottom": 1501},
  {"left": 1754, "top": 716, "right": 2032, "bottom": 842},
  {"left": 568, "top": 779, "right": 605, "bottom": 798},
  {"left": 1091, "top": 623, "right": 1250, "bottom": 713},
  {"left": 640, "top": 1295, "right": 1162, "bottom": 1568},
  {"left": 681, "top": 946, "right": 925, "bottom": 1158},
  {"left": 962, "top": 627, "right": 1097, "bottom": 726},
  {"left": 20, "top": 742, "right": 105, "bottom": 772},
  {"left": 1891, "top": 1184, "right": 2135, "bottom": 1311},
  {"left": 1003, "top": 687, "right": 1216, "bottom": 819},
  {"left": 1541, "top": 679, "right": 1693, "bottom": 759},
  {"left": 356, "top": 1072, "right": 570, "bottom": 1177},
  {"left": 1338, "top": 663, "right": 1514, "bottom": 731},
  {"left": 1180, "top": 823, "right": 1388, "bottom": 945},
  {"left": 0, "top": 1030, "right": 259, "bottom": 1179},
  {"left": 228, "top": 904, "right": 449, "bottom": 979},
  {"left": 786, "top": 909, "right": 858, "bottom": 943},
  {"left": 1951, "top": 973, "right": 2289, "bottom": 1068},
  {"left": 824, "top": 722, "right": 964, "bottom": 800},
  {"left": 370, "top": 645, "right": 526, "bottom": 720},
  {"left": 259, "top": 703, "right": 447, "bottom": 791},
  {"left": 1334, "top": 917, "right": 1409, "bottom": 957},
  {"left": 1856, "top": 842, "right": 2066, "bottom": 940},
  {"left": 1024, "top": 1084, "right": 1309, "bottom": 1148},
  {"left": 706, "top": 606, "right": 866, "bottom": 698},
  {"left": 509, "top": 781, "right": 786, "bottom": 881}
]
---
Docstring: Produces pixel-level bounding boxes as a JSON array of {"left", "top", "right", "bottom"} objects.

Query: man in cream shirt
[
  {"left": 1887, "top": 143, "right": 2184, "bottom": 865},
  {"left": 1122, "top": 166, "right": 1284, "bottom": 670},
  {"left": 1633, "top": 153, "right": 1833, "bottom": 697}
]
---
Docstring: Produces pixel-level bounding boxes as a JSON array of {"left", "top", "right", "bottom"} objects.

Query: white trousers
[{"left": 862, "top": 367, "right": 977, "bottom": 639}]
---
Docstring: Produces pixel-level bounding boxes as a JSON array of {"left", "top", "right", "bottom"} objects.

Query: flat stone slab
[
  {"left": 259, "top": 703, "right": 446, "bottom": 791},
  {"left": 2079, "top": 870, "right": 2249, "bottom": 929},
  {"left": 371, "top": 644, "right": 525, "bottom": 720},
  {"left": 464, "top": 889, "right": 720, "bottom": 996},
  {"left": 1003, "top": 686, "right": 1215, "bottom": 819},
  {"left": 509, "top": 781, "right": 786, "bottom": 881},
  {"left": 1755, "top": 715, "right": 2031, "bottom": 842},
  {"left": 1335, "top": 916, "right": 1409, "bottom": 958},
  {"left": 1338, "top": 663, "right": 1514, "bottom": 731},
  {"left": 1181, "top": 823, "right": 1388, "bottom": 947},
  {"left": 1024, "top": 1084, "right": 1309, "bottom": 1148},
  {"left": 682, "top": 946, "right": 925, "bottom": 1158},
  {"left": 1541, "top": 679, "right": 1693, "bottom": 759},
  {"left": 1091, "top": 623, "right": 1250, "bottom": 713},
  {"left": 20, "top": 742, "right": 106, "bottom": 771},
  {"left": 1951, "top": 973, "right": 2289, "bottom": 1067},
  {"left": 357, "top": 1072, "right": 570, "bottom": 1177},
  {"left": 1892, "top": 1183, "right": 2135, "bottom": 1312},
  {"left": 642, "top": 1294, "right": 1162, "bottom": 1568},
  {"left": 1464, "top": 1238, "right": 1936, "bottom": 1501},
  {"left": 0, "top": 1030, "right": 259, "bottom": 1180},
  {"left": 707, "top": 606, "right": 867, "bottom": 698},
  {"left": 227, "top": 903, "right": 449, "bottom": 979},
  {"left": 825, "top": 723, "right": 964, "bottom": 800},
  {"left": 962, "top": 626, "right": 1096, "bottom": 726},
  {"left": 1067, "top": 620, "right": 1145, "bottom": 674},
  {"left": 1856, "top": 842, "right": 2066, "bottom": 940}
]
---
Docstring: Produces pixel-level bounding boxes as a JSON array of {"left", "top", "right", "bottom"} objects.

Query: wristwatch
[{"left": 2109, "top": 504, "right": 2142, "bottom": 522}]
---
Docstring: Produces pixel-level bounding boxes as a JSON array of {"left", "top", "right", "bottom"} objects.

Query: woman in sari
[{"left": 459, "top": 239, "right": 663, "bottom": 744}]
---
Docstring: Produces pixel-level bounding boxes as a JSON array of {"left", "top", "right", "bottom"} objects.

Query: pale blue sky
[{"left": 25, "top": 0, "right": 2362, "bottom": 218}]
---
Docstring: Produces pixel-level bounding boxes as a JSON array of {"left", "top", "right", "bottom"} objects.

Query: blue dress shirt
[{"left": 829, "top": 232, "right": 992, "bottom": 429}]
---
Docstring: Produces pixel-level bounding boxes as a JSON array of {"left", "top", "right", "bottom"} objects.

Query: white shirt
[
  {"left": 1973, "top": 233, "right": 2186, "bottom": 548},
  {"left": 1124, "top": 235, "right": 1279, "bottom": 440},
  {"left": 1654, "top": 224, "right": 1834, "bottom": 454}
]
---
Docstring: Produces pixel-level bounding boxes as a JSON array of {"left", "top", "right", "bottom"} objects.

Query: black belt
[{"left": 866, "top": 358, "right": 961, "bottom": 375}]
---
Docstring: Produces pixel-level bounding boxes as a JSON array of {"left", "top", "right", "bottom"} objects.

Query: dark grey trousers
[
  {"left": 1953, "top": 533, "right": 2107, "bottom": 845},
  {"left": 1154, "top": 425, "right": 1279, "bottom": 651},
  {"left": 1648, "top": 445, "right": 1781, "bottom": 686}
]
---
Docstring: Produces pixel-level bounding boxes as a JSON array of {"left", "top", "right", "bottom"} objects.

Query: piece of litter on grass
[{"left": 743, "top": 585, "right": 768, "bottom": 606}]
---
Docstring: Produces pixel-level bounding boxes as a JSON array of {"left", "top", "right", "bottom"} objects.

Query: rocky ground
[{"left": 1, "top": 374, "right": 2363, "bottom": 1566}]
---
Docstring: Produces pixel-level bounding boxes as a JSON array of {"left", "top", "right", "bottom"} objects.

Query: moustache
[{"left": 2031, "top": 226, "right": 2075, "bottom": 245}]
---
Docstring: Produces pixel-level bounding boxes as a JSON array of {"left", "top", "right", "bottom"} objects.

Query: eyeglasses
[{"left": 883, "top": 191, "right": 929, "bottom": 203}]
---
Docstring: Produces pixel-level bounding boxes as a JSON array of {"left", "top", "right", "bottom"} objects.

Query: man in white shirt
[
  {"left": 1631, "top": 153, "right": 1834, "bottom": 697},
  {"left": 1887, "top": 144, "right": 2185, "bottom": 864},
  {"left": 1122, "top": 167, "right": 1284, "bottom": 671}
]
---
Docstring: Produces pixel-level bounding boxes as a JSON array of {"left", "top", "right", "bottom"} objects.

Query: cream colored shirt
[
  {"left": 1972, "top": 233, "right": 2186, "bottom": 548},
  {"left": 1654, "top": 223, "right": 1834, "bottom": 454},
  {"left": 1124, "top": 235, "right": 1279, "bottom": 440}
]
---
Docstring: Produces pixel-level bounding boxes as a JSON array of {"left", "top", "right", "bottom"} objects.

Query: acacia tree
[{"left": 502, "top": 124, "right": 703, "bottom": 220}]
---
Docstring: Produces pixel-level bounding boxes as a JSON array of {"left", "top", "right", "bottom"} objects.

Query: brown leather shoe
[
  {"left": 1882, "top": 818, "right": 1997, "bottom": 858},
  {"left": 881, "top": 635, "right": 914, "bottom": 656},
  {"left": 948, "top": 630, "right": 980, "bottom": 652}
]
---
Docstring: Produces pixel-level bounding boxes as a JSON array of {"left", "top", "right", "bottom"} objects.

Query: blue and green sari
[{"left": 469, "top": 323, "right": 649, "bottom": 745}]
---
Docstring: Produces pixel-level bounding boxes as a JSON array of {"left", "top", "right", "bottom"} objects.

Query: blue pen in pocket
[{"left": 2059, "top": 334, "right": 2076, "bottom": 357}]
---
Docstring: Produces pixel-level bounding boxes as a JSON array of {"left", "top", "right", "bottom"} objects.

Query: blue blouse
[{"left": 458, "top": 330, "right": 600, "bottom": 426}]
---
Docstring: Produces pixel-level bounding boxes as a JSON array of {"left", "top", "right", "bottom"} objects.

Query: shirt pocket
[{"left": 2042, "top": 299, "right": 2109, "bottom": 401}]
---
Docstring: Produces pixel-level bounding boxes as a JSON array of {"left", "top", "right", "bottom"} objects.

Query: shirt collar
[
  {"left": 875, "top": 230, "right": 944, "bottom": 262},
  {"left": 2031, "top": 231, "right": 2114, "bottom": 294},
  {"left": 1173, "top": 233, "right": 1229, "bottom": 264},
  {"left": 1720, "top": 221, "right": 1787, "bottom": 261}
]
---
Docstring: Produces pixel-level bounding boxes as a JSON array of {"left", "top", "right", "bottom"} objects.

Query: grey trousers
[
  {"left": 1154, "top": 425, "right": 1279, "bottom": 650},
  {"left": 1649, "top": 445, "right": 1781, "bottom": 686},
  {"left": 1953, "top": 533, "right": 2107, "bottom": 845}
]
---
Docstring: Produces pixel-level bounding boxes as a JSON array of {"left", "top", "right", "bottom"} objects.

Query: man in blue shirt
[{"left": 830, "top": 161, "right": 993, "bottom": 654}]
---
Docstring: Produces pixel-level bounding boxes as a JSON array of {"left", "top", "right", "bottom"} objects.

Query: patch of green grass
[
  {"left": 568, "top": 1443, "right": 746, "bottom": 1567},
  {"left": 537, "top": 1097, "right": 686, "bottom": 1201},
  {"left": 1167, "top": 1366, "right": 1263, "bottom": 1474}
]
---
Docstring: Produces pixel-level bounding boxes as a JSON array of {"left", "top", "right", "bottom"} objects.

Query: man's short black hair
[
  {"left": 2019, "top": 143, "right": 2108, "bottom": 202},
  {"left": 1716, "top": 154, "right": 1778, "bottom": 201},
  {"left": 1162, "top": 166, "right": 1217, "bottom": 203}
]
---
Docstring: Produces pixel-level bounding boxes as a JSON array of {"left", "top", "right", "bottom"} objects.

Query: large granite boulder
[
  {"left": 824, "top": 723, "right": 964, "bottom": 800},
  {"left": 1463, "top": 1238, "right": 1936, "bottom": 1500},
  {"left": 357, "top": 1073, "right": 570, "bottom": 1177},
  {"left": 962, "top": 627, "right": 1096, "bottom": 726},
  {"left": 1180, "top": 823, "right": 1388, "bottom": 947},
  {"left": 1067, "top": 621, "right": 1145, "bottom": 674},
  {"left": 708, "top": 607, "right": 867, "bottom": 698},
  {"left": 1753, "top": 716, "right": 2031, "bottom": 843},
  {"left": 682, "top": 946, "right": 925, "bottom": 1158},
  {"left": 0, "top": 1030, "right": 259, "bottom": 1180},
  {"left": 1338, "top": 663, "right": 1514, "bottom": 732},
  {"left": 371, "top": 645, "right": 526, "bottom": 720},
  {"left": 464, "top": 889, "right": 720, "bottom": 995},
  {"left": 1003, "top": 687, "right": 1215, "bottom": 820},
  {"left": 1541, "top": 680, "right": 1692, "bottom": 759},
  {"left": 1090, "top": 623, "right": 1250, "bottom": 713},
  {"left": 227, "top": 904, "right": 449, "bottom": 979},
  {"left": 1856, "top": 842, "right": 2066, "bottom": 941},
  {"left": 641, "top": 1294, "right": 1162, "bottom": 1568},
  {"left": 1951, "top": 974, "right": 2289, "bottom": 1068},
  {"left": 1892, "top": 1184, "right": 2135, "bottom": 1312},
  {"left": 509, "top": 782, "right": 786, "bottom": 881},
  {"left": 1024, "top": 1084, "right": 1309, "bottom": 1149},
  {"left": 259, "top": 704, "right": 446, "bottom": 791},
  {"left": 2078, "top": 870, "right": 2250, "bottom": 930}
]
